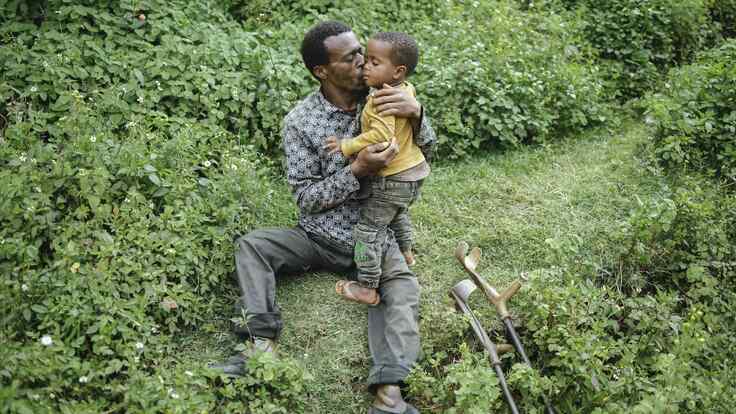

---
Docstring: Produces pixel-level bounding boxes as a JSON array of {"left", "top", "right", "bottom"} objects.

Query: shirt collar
[{"left": 316, "top": 88, "right": 366, "bottom": 115}]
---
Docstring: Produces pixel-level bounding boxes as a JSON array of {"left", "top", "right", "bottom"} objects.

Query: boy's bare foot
[
  {"left": 402, "top": 250, "right": 416, "bottom": 266},
  {"left": 335, "top": 280, "right": 380, "bottom": 305}
]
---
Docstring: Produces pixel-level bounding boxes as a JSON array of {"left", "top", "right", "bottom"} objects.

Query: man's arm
[
  {"left": 284, "top": 122, "right": 398, "bottom": 214},
  {"left": 373, "top": 84, "right": 437, "bottom": 162}
]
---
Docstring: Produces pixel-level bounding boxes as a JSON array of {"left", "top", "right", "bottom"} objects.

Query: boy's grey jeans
[
  {"left": 232, "top": 226, "right": 420, "bottom": 387},
  {"left": 354, "top": 179, "right": 422, "bottom": 288}
]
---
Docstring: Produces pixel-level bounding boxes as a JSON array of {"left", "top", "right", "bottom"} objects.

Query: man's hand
[
  {"left": 372, "top": 84, "right": 421, "bottom": 119},
  {"left": 323, "top": 136, "right": 342, "bottom": 155},
  {"left": 350, "top": 138, "right": 398, "bottom": 178}
]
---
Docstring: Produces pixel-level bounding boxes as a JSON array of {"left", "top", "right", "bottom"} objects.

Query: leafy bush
[
  {"left": 0, "top": 90, "right": 305, "bottom": 411},
  {"left": 410, "top": 264, "right": 736, "bottom": 412},
  {"left": 1, "top": 0, "right": 610, "bottom": 162},
  {"left": 0, "top": 0, "right": 312, "bottom": 157},
  {"left": 645, "top": 40, "right": 736, "bottom": 183},
  {"left": 410, "top": 1, "right": 607, "bottom": 157},
  {"left": 407, "top": 343, "right": 504, "bottom": 413},
  {"left": 709, "top": 0, "right": 736, "bottom": 38},
  {"left": 527, "top": 0, "right": 716, "bottom": 98}
]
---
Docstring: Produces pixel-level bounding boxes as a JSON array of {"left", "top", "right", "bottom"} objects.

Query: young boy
[{"left": 325, "top": 32, "right": 430, "bottom": 306}]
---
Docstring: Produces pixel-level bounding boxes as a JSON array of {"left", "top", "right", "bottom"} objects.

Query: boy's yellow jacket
[{"left": 340, "top": 82, "right": 426, "bottom": 177}]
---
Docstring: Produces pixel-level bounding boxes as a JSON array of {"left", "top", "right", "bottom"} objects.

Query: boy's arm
[{"left": 340, "top": 107, "right": 396, "bottom": 157}]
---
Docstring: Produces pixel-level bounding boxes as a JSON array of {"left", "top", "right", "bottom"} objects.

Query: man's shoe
[
  {"left": 207, "top": 352, "right": 249, "bottom": 377},
  {"left": 207, "top": 337, "right": 277, "bottom": 377},
  {"left": 368, "top": 384, "right": 419, "bottom": 414}
]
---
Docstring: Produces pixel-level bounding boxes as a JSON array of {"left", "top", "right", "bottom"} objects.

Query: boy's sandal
[{"left": 335, "top": 280, "right": 380, "bottom": 306}]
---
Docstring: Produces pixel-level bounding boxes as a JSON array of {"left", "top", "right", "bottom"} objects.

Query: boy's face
[{"left": 363, "top": 39, "right": 403, "bottom": 88}]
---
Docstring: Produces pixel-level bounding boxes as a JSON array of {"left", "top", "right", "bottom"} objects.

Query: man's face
[{"left": 322, "top": 31, "right": 366, "bottom": 92}]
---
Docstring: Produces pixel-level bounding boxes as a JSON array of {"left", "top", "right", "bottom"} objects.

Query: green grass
[{"left": 179, "top": 118, "right": 665, "bottom": 413}]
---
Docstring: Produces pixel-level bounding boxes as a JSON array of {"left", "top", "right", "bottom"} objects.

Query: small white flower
[
  {"left": 137, "top": 96, "right": 144, "bottom": 104},
  {"left": 230, "top": 163, "right": 238, "bottom": 171},
  {"left": 78, "top": 376, "right": 89, "bottom": 383},
  {"left": 90, "top": 135, "right": 96, "bottom": 143},
  {"left": 21, "top": 284, "right": 29, "bottom": 292},
  {"left": 41, "top": 335, "right": 53, "bottom": 346},
  {"left": 124, "top": 197, "right": 130, "bottom": 203},
  {"left": 49, "top": 393, "right": 55, "bottom": 399},
  {"left": 171, "top": 393, "right": 180, "bottom": 399},
  {"left": 30, "top": 86, "right": 38, "bottom": 93},
  {"left": 42, "top": 61, "right": 49, "bottom": 68},
  {"left": 135, "top": 341, "right": 144, "bottom": 350},
  {"left": 55, "top": 10, "right": 61, "bottom": 14},
  {"left": 31, "top": 158, "right": 37, "bottom": 164},
  {"left": 19, "top": 155, "right": 27, "bottom": 162},
  {"left": 184, "top": 370, "right": 194, "bottom": 377},
  {"left": 203, "top": 160, "right": 211, "bottom": 168},
  {"left": 34, "top": 186, "right": 41, "bottom": 193}
]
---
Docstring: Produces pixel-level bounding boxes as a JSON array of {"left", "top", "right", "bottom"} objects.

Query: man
[{"left": 211, "top": 21, "right": 436, "bottom": 414}]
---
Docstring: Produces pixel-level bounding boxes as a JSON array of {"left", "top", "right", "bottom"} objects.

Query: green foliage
[
  {"left": 528, "top": 0, "right": 717, "bottom": 98},
  {"left": 645, "top": 40, "right": 736, "bottom": 183},
  {"left": 0, "top": 89, "right": 302, "bottom": 411},
  {"left": 407, "top": 343, "right": 503, "bottom": 413},
  {"left": 412, "top": 1, "right": 608, "bottom": 158},
  {"left": 2, "top": 0, "right": 734, "bottom": 412},
  {"left": 411, "top": 265, "right": 735, "bottom": 413},
  {"left": 709, "top": 0, "right": 736, "bottom": 38},
  {"left": 0, "top": 0, "right": 610, "bottom": 161},
  {"left": 0, "top": 0, "right": 312, "bottom": 157}
]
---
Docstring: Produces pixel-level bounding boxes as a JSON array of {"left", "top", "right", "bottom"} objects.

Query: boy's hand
[
  {"left": 373, "top": 84, "right": 421, "bottom": 119},
  {"left": 323, "top": 136, "right": 342, "bottom": 155}
]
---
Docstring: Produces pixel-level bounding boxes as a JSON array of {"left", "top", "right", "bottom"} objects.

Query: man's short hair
[
  {"left": 372, "top": 32, "right": 419, "bottom": 76},
  {"left": 301, "top": 21, "right": 352, "bottom": 77}
]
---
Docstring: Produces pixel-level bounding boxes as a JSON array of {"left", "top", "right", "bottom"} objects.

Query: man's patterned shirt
[{"left": 283, "top": 89, "right": 436, "bottom": 249}]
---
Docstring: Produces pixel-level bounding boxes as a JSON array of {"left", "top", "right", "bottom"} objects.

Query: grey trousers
[
  {"left": 354, "top": 179, "right": 422, "bottom": 288},
  {"left": 232, "top": 227, "right": 420, "bottom": 386}
]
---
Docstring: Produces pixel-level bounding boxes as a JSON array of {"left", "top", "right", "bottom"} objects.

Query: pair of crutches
[{"left": 450, "top": 242, "right": 555, "bottom": 414}]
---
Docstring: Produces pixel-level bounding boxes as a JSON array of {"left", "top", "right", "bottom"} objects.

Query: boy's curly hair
[{"left": 372, "top": 32, "right": 419, "bottom": 76}]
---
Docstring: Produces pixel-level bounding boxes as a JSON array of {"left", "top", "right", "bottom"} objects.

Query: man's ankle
[
  {"left": 246, "top": 336, "right": 276, "bottom": 356},
  {"left": 401, "top": 250, "right": 416, "bottom": 266}
]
